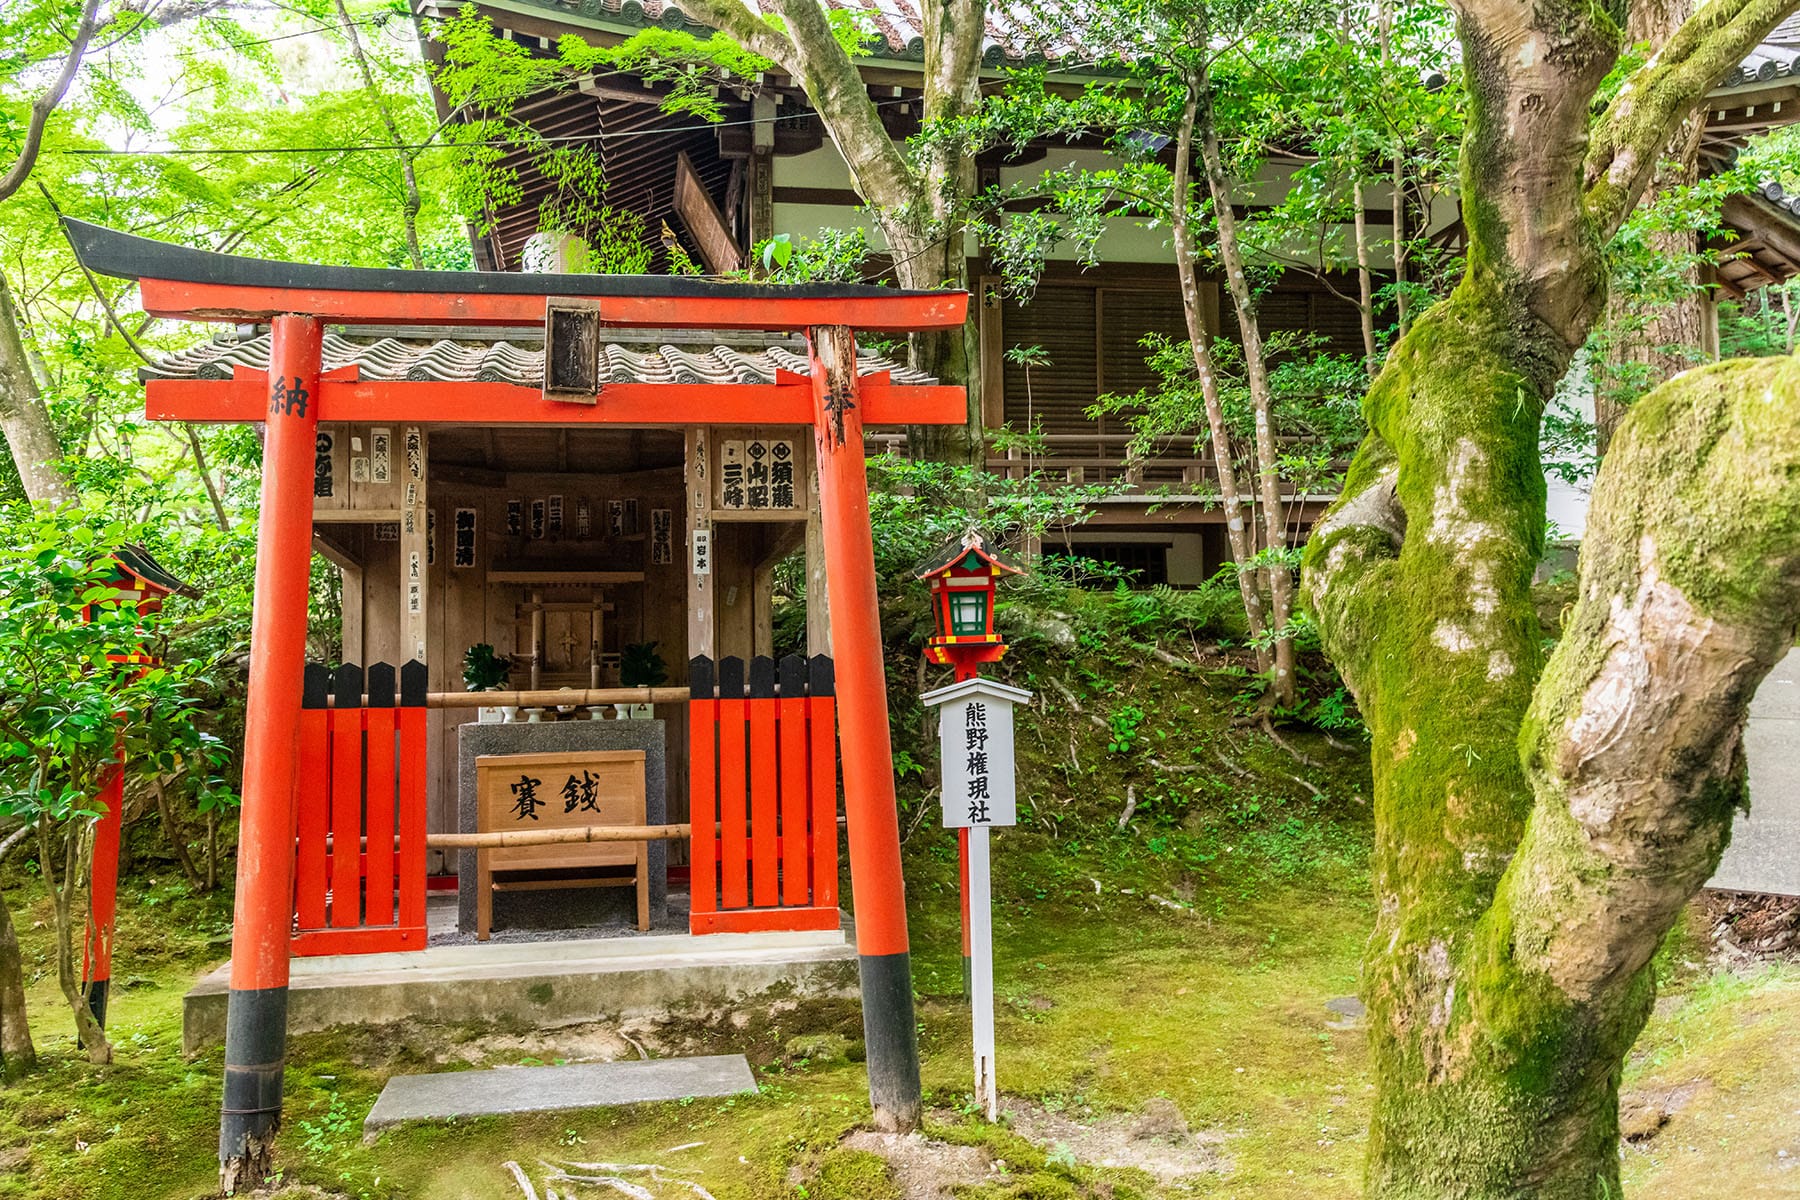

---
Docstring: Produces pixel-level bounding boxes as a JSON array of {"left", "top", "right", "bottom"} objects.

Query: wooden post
[
  {"left": 806, "top": 324, "right": 921, "bottom": 1133},
  {"left": 81, "top": 750, "right": 123, "bottom": 1029},
  {"left": 529, "top": 588, "right": 543, "bottom": 690},
  {"left": 805, "top": 476, "right": 831, "bottom": 656},
  {"left": 219, "top": 314, "right": 321, "bottom": 1193},
  {"left": 749, "top": 94, "right": 776, "bottom": 260},
  {"left": 967, "top": 822, "right": 997, "bottom": 1120},
  {"left": 686, "top": 426, "right": 715, "bottom": 661}
]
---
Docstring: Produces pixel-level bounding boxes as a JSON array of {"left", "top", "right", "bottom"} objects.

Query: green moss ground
[{"left": 0, "top": 655, "right": 1793, "bottom": 1198}]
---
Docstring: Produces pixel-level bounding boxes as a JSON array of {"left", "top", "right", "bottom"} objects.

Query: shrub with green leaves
[{"left": 0, "top": 507, "right": 229, "bottom": 1062}]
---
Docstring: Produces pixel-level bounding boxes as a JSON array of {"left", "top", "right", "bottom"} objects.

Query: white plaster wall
[
  {"left": 1544, "top": 351, "right": 1598, "bottom": 542},
  {"left": 770, "top": 142, "right": 1463, "bottom": 270}
]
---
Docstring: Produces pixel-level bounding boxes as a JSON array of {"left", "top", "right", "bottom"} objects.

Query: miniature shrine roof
[
  {"left": 111, "top": 544, "right": 197, "bottom": 597},
  {"left": 142, "top": 330, "right": 937, "bottom": 389},
  {"left": 916, "top": 531, "right": 1026, "bottom": 579}
]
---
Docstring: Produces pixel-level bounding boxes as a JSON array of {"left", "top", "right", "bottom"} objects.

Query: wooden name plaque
[{"left": 473, "top": 749, "right": 648, "bottom": 938}]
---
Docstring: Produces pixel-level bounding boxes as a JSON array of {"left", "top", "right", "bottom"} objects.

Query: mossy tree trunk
[{"left": 1302, "top": 0, "right": 1800, "bottom": 1193}]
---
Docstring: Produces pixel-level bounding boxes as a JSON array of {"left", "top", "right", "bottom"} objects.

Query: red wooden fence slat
[
  {"left": 328, "top": 705, "right": 364, "bottom": 928},
  {"left": 748, "top": 697, "right": 780, "bottom": 908},
  {"left": 778, "top": 695, "right": 810, "bottom": 907},
  {"left": 719, "top": 693, "right": 749, "bottom": 909},
  {"left": 396, "top": 705, "right": 428, "bottom": 934},
  {"left": 810, "top": 695, "right": 839, "bottom": 910},
  {"left": 689, "top": 695, "right": 718, "bottom": 921},
  {"left": 295, "top": 708, "right": 330, "bottom": 929},
  {"left": 363, "top": 705, "right": 396, "bottom": 927}
]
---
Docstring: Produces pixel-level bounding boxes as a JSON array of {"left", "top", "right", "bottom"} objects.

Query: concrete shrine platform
[{"left": 183, "top": 894, "right": 857, "bottom": 1053}]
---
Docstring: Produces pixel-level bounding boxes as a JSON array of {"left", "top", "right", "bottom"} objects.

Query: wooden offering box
[{"left": 474, "top": 750, "right": 649, "bottom": 939}]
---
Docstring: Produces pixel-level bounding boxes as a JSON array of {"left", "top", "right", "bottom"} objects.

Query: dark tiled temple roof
[
  {"left": 141, "top": 330, "right": 936, "bottom": 388},
  {"left": 443, "top": 0, "right": 1786, "bottom": 79},
  {"left": 1721, "top": 12, "right": 1800, "bottom": 88},
  {"left": 423, "top": 0, "right": 1084, "bottom": 67}
]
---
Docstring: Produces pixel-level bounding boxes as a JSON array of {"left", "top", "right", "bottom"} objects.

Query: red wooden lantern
[
  {"left": 918, "top": 532, "right": 1023, "bottom": 676},
  {"left": 82, "top": 544, "right": 195, "bottom": 668},
  {"left": 78, "top": 544, "right": 195, "bottom": 1031}
]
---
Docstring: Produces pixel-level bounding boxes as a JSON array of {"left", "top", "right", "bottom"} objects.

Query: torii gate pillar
[
  {"left": 808, "top": 325, "right": 922, "bottom": 1131},
  {"left": 219, "top": 315, "right": 322, "bottom": 1192}
]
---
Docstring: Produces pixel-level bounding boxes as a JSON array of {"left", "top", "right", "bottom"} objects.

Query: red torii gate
[{"left": 62, "top": 220, "right": 966, "bottom": 1190}]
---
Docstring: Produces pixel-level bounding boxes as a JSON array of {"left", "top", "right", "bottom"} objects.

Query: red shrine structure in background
[{"left": 63, "top": 219, "right": 968, "bottom": 1190}]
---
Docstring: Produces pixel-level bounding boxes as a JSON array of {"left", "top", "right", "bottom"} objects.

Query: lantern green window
[{"left": 949, "top": 589, "right": 988, "bottom": 636}]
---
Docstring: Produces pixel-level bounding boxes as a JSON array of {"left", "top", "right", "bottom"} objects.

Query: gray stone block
[
  {"left": 1711, "top": 648, "right": 1800, "bottom": 897},
  {"left": 363, "top": 1054, "right": 757, "bottom": 1133},
  {"left": 458, "top": 720, "right": 669, "bottom": 932}
]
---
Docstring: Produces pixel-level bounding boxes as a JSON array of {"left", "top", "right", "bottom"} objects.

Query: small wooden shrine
[{"left": 65, "top": 219, "right": 964, "bottom": 1188}]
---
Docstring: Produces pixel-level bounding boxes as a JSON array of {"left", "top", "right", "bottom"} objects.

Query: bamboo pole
[
  {"left": 433, "top": 686, "right": 690, "bottom": 707},
  {"left": 326, "top": 686, "right": 693, "bottom": 709},
  {"left": 426, "top": 824, "right": 693, "bottom": 849}
]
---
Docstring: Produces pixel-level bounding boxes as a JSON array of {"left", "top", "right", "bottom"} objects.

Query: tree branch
[
  {"left": 1299, "top": 430, "right": 1404, "bottom": 691},
  {"left": 0, "top": 0, "right": 104, "bottom": 205},
  {"left": 674, "top": 0, "right": 802, "bottom": 74},
  {"left": 770, "top": 0, "right": 917, "bottom": 210},
  {"left": 1504, "top": 353, "right": 1800, "bottom": 1005},
  {"left": 1585, "top": 0, "right": 1797, "bottom": 239}
]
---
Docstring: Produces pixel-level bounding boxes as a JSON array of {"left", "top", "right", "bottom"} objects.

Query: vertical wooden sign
[
  {"left": 400, "top": 427, "right": 428, "bottom": 665},
  {"left": 922, "top": 676, "right": 1033, "bottom": 1122}
]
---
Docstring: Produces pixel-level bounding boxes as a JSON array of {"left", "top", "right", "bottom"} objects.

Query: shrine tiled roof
[{"left": 141, "top": 330, "right": 937, "bottom": 388}]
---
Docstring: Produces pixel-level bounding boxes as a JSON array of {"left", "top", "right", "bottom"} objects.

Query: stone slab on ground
[{"left": 364, "top": 1054, "right": 757, "bottom": 1133}]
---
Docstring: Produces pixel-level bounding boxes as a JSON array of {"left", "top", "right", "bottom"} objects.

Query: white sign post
[{"left": 922, "top": 676, "right": 1032, "bottom": 1121}]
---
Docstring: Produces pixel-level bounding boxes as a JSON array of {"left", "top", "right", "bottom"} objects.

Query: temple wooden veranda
[{"left": 63, "top": 219, "right": 965, "bottom": 1188}]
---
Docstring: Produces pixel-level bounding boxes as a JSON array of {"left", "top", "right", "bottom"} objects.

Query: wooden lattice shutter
[{"left": 999, "top": 285, "right": 1099, "bottom": 436}]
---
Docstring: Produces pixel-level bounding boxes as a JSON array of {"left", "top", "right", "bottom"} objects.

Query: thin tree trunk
[
  {"left": 1380, "top": 0, "right": 1409, "bottom": 336},
  {"left": 893, "top": 232, "right": 978, "bottom": 463},
  {"left": 1194, "top": 81, "right": 1296, "bottom": 708},
  {"left": 1354, "top": 180, "right": 1378, "bottom": 371},
  {"left": 36, "top": 820, "right": 109, "bottom": 1064},
  {"left": 334, "top": 0, "right": 425, "bottom": 270},
  {"left": 184, "top": 425, "right": 232, "bottom": 532},
  {"left": 1596, "top": 0, "right": 1703, "bottom": 454},
  {"left": 0, "top": 826, "right": 35, "bottom": 1081},
  {"left": 206, "top": 809, "right": 219, "bottom": 893},
  {"left": 1171, "top": 88, "right": 1273, "bottom": 675},
  {"left": 0, "top": 272, "right": 73, "bottom": 506},
  {"left": 153, "top": 777, "right": 206, "bottom": 891}
]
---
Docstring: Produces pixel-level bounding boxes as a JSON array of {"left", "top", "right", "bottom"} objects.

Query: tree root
[
  {"left": 1281, "top": 771, "right": 1326, "bottom": 798},
  {"left": 1261, "top": 716, "right": 1320, "bottom": 768},
  {"left": 1148, "top": 757, "right": 1207, "bottom": 776},
  {"left": 1047, "top": 675, "right": 1084, "bottom": 713},
  {"left": 1209, "top": 747, "right": 1252, "bottom": 779},
  {"left": 1116, "top": 785, "right": 1137, "bottom": 831},
  {"left": 1149, "top": 646, "right": 1200, "bottom": 669}
]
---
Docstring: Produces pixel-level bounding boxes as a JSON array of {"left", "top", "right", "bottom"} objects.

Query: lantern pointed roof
[
  {"left": 110, "top": 544, "right": 198, "bottom": 598},
  {"left": 916, "top": 531, "right": 1025, "bottom": 580}
]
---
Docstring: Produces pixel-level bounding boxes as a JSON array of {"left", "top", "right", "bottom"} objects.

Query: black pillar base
[
  {"left": 219, "top": 985, "right": 289, "bottom": 1194},
  {"left": 858, "top": 951, "right": 922, "bottom": 1132},
  {"left": 77, "top": 978, "right": 108, "bottom": 1045}
]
